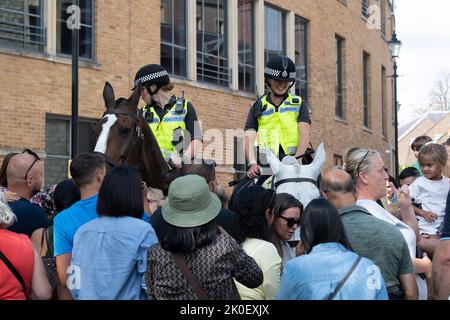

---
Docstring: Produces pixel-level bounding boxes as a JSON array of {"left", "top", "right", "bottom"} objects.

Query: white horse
[{"left": 266, "top": 142, "right": 326, "bottom": 207}]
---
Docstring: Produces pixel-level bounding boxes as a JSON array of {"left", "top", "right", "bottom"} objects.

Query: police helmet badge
[{"left": 282, "top": 70, "right": 288, "bottom": 78}]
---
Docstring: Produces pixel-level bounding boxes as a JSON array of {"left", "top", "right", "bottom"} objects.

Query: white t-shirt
[
  {"left": 356, "top": 199, "right": 417, "bottom": 256},
  {"left": 409, "top": 176, "right": 450, "bottom": 235},
  {"left": 356, "top": 199, "right": 427, "bottom": 300}
]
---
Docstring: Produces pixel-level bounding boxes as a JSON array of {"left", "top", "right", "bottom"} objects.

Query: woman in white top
[
  {"left": 343, "top": 147, "right": 429, "bottom": 300},
  {"left": 232, "top": 186, "right": 281, "bottom": 300}
]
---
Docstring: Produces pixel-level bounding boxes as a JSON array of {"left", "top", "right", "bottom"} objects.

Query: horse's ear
[
  {"left": 265, "top": 149, "right": 281, "bottom": 175},
  {"left": 129, "top": 83, "right": 141, "bottom": 108},
  {"left": 103, "top": 81, "right": 116, "bottom": 110},
  {"left": 307, "top": 142, "right": 326, "bottom": 178}
]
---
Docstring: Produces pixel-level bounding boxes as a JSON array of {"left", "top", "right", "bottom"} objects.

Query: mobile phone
[{"left": 391, "top": 194, "right": 398, "bottom": 204}]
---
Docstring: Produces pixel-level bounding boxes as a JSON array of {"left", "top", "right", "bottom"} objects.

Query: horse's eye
[{"left": 120, "top": 128, "right": 131, "bottom": 135}]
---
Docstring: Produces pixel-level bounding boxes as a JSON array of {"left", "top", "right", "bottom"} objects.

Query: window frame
[
  {"left": 237, "top": 0, "right": 255, "bottom": 93},
  {"left": 45, "top": 114, "right": 97, "bottom": 187},
  {"left": 0, "top": 0, "right": 45, "bottom": 52},
  {"left": 294, "top": 15, "right": 308, "bottom": 105},
  {"left": 335, "top": 35, "right": 345, "bottom": 120},
  {"left": 196, "top": 0, "right": 230, "bottom": 87},
  {"left": 263, "top": 4, "right": 286, "bottom": 63},
  {"left": 161, "top": 0, "right": 187, "bottom": 78},
  {"left": 381, "top": 65, "right": 387, "bottom": 137},
  {"left": 55, "top": 0, "right": 95, "bottom": 61},
  {"left": 363, "top": 51, "right": 371, "bottom": 129}
]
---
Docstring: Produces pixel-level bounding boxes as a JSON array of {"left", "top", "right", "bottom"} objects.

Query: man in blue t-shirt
[
  {"left": 6, "top": 151, "right": 50, "bottom": 237},
  {"left": 53, "top": 152, "right": 106, "bottom": 300}
]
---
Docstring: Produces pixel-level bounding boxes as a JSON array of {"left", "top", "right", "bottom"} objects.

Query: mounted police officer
[
  {"left": 133, "top": 64, "right": 202, "bottom": 168},
  {"left": 245, "top": 55, "right": 311, "bottom": 179}
]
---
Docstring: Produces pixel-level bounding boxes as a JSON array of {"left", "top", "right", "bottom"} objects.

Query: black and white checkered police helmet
[
  {"left": 133, "top": 64, "right": 170, "bottom": 90},
  {"left": 264, "top": 55, "right": 296, "bottom": 82}
]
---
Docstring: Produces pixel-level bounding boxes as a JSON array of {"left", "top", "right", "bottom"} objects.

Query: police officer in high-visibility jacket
[
  {"left": 133, "top": 64, "right": 202, "bottom": 168},
  {"left": 245, "top": 55, "right": 311, "bottom": 178}
]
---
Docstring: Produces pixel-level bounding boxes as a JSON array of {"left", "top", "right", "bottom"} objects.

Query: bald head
[
  {"left": 7, "top": 153, "right": 43, "bottom": 198},
  {"left": 7, "top": 154, "right": 36, "bottom": 180},
  {"left": 320, "top": 168, "right": 357, "bottom": 210},
  {"left": 321, "top": 168, "right": 355, "bottom": 194}
]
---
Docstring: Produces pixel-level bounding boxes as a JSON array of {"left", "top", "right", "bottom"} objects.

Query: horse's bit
[{"left": 101, "top": 109, "right": 144, "bottom": 165}]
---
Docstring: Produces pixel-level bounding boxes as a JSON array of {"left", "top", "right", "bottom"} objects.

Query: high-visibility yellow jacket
[{"left": 257, "top": 94, "right": 302, "bottom": 156}]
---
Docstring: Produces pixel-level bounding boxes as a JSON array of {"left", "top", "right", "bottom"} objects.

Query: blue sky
[{"left": 395, "top": 0, "right": 450, "bottom": 124}]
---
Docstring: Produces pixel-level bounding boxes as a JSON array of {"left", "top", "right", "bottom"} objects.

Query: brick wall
[{"left": 0, "top": 0, "right": 396, "bottom": 192}]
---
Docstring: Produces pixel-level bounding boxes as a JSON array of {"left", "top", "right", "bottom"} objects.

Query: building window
[
  {"left": 196, "top": 0, "right": 229, "bottom": 86},
  {"left": 381, "top": 65, "right": 387, "bottom": 137},
  {"left": 56, "top": 0, "right": 95, "bottom": 60},
  {"left": 362, "top": 0, "right": 370, "bottom": 18},
  {"left": 45, "top": 115, "right": 96, "bottom": 188},
  {"left": 335, "top": 35, "right": 344, "bottom": 119},
  {"left": 363, "top": 52, "right": 370, "bottom": 128},
  {"left": 161, "top": 0, "right": 187, "bottom": 77},
  {"left": 264, "top": 5, "right": 285, "bottom": 63},
  {"left": 333, "top": 154, "right": 343, "bottom": 167},
  {"left": 0, "top": 0, "right": 45, "bottom": 51},
  {"left": 295, "top": 16, "right": 308, "bottom": 104},
  {"left": 380, "top": 0, "right": 386, "bottom": 36},
  {"left": 238, "top": 0, "right": 255, "bottom": 93}
]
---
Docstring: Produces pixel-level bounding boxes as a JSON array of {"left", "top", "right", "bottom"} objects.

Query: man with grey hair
[
  {"left": 6, "top": 151, "right": 50, "bottom": 237},
  {"left": 321, "top": 168, "right": 418, "bottom": 300}
]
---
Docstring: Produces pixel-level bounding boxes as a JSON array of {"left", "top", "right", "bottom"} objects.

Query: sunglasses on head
[
  {"left": 22, "top": 149, "right": 40, "bottom": 180},
  {"left": 356, "top": 150, "right": 371, "bottom": 175},
  {"left": 278, "top": 215, "right": 301, "bottom": 228}
]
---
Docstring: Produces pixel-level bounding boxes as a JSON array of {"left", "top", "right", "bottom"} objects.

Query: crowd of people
[
  {"left": 0, "top": 134, "right": 449, "bottom": 300},
  {"left": 1, "top": 55, "right": 450, "bottom": 300}
]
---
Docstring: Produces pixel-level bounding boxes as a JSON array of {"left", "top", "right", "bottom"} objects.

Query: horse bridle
[
  {"left": 101, "top": 109, "right": 144, "bottom": 165},
  {"left": 273, "top": 177, "right": 318, "bottom": 188}
]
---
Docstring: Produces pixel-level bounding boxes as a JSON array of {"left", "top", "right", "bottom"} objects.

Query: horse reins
[
  {"left": 228, "top": 150, "right": 317, "bottom": 188},
  {"left": 274, "top": 177, "right": 318, "bottom": 188},
  {"left": 102, "top": 109, "right": 144, "bottom": 165}
]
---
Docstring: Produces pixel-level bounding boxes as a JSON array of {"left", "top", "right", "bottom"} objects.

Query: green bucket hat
[{"left": 162, "top": 174, "right": 221, "bottom": 228}]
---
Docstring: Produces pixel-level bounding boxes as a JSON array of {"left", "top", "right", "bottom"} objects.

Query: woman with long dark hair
[
  {"left": 276, "top": 198, "right": 388, "bottom": 300},
  {"left": 232, "top": 186, "right": 281, "bottom": 300}
]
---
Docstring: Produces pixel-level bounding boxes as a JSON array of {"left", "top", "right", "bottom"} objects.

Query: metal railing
[
  {"left": 361, "top": 0, "right": 370, "bottom": 18},
  {"left": 0, "top": 6, "right": 45, "bottom": 49}
]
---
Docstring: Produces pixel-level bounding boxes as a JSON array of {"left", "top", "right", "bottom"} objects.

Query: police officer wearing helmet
[
  {"left": 134, "top": 64, "right": 202, "bottom": 167},
  {"left": 245, "top": 55, "right": 311, "bottom": 178}
]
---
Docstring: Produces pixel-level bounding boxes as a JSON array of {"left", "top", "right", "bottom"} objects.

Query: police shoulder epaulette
[{"left": 290, "top": 96, "right": 302, "bottom": 104}]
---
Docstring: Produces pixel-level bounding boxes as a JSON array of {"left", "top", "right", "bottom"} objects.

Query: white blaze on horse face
[{"left": 94, "top": 114, "right": 117, "bottom": 154}]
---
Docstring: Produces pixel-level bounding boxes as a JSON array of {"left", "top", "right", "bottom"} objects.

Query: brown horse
[{"left": 93, "top": 82, "right": 169, "bottom": 192}]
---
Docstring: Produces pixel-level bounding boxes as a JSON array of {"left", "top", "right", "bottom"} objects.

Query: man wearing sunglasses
[{"left": 5, "top": 151, "right": 50, "bottom": 238}]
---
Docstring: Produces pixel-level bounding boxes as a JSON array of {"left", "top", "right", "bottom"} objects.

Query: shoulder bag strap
[
  {"left": 328, "top": 255, "right": 362, "bottom": 300},
  {"left": 0, "top": 250, "right": 27, "bottom": 294},
  {"left": 170, "top": 252, "right": 209, "bottom": 300}
]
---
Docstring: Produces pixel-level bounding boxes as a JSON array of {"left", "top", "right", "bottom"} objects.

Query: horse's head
[
  {"left": 266, "top": 143, "right": 326, "bottom": 206},
  {"left": 93, "top": 82, "right": 142, "bottom": 163},
  {"left": 93, "top": 82, "right": 169, "bottom": 191}
]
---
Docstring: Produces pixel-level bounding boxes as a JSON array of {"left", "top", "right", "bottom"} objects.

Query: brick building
[{"left": 0, "top": 0, "right": 397, "bottom": 191}]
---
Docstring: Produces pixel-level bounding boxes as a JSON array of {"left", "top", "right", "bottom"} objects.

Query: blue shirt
[
  {"left": 276, "top": 243, "right": 388, "bottom": 300},
  {"left": 8, "top": 198, "right": 51, "bottom": 238},
  {"left": 70, "top": 216, "right": 158, "bottom": 300},
  {"left": 53, "top": 195, "right": 99, "bottom": 256}
]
